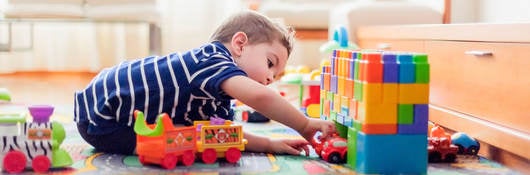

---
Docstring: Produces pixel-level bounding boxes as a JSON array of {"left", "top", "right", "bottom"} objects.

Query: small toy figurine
[
  {"left": 311, "top": 133, "right": 348, "bottom": 164},
  {"left": 0, "top": 105, "right": 73, "bottom": 173}
]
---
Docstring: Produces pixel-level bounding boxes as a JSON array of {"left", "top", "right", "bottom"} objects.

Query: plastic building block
[
  {"left": 382, "top": 53, "right": 398, "bottom": 83},
  {"left": 413, "top": 54, "right": 430, "bottom": 83},
  {"left": 397, "top": 54, "right": 415, "bottom": 83},
  {"left": 318, "top": 48, "right": 430, "bottom": 174},
  {"left": 356, "top": 132, "right": 427, "bottom": 174},
  {"left": 398, "top": 104, "right": 429, "bottom": 134}
]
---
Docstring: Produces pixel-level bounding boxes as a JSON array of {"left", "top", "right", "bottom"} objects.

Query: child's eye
[{"left": 268, "top": 59, "right": 274, "bottom": 68}]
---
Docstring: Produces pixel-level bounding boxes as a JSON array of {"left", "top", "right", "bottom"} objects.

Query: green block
[
  {"left": 335, "top": 120, "right": 348, "bottom": 138},
  {"left": 346, "top": 127, "right": 357, "bottom": 170},
  {"left": 353, "top": 119, "right": 362, "bottom": 131},
  {"left": 326, "top": 91, "right": 334, "bottom": 101},
  {"left": 354, "top": 55, "right": 361, "bottom": 80},
  {"left": 413, "top": 54, "right": 430, "bottom": 83},
  {"left": 398, "top": 104, "right": 414, "bottom": 124},
  {"left": 354, "top": 80, "right": 363, "bottom": 102},
  {"left": 330, "top": 111, "right": 337, "bottom": 121}
]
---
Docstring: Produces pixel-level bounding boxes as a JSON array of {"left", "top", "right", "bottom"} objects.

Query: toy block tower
[{"left": 320, "top": 50, "right": 430, "bottom": 174}]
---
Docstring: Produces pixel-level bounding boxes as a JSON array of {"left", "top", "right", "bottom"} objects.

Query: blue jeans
[{"left": 76, "top": 122, "right": 136, "bottom": 155}]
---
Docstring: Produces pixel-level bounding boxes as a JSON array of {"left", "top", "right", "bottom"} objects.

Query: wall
[{"left": 0, "top": 0, "right": 245, "bottom": 73}]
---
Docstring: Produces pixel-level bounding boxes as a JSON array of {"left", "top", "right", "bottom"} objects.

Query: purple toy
[{"left": 28, "top": 105, "right": 54, "bottom": 123}]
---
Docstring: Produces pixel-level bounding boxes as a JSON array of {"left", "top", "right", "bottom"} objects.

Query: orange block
[
  {"left": 345, "top": 78, "right": 354, "bottom": 98},
  {"left": 382, "top": 83, "right": 398, "bottom": 103},
  {"left": 362, "top": 52, "right": 383, "bottom": 83},
  {"left": 362, "top": 123, "right": 397, "bottom": 134},
  {"left": 362, "top": 83, "right": 382, "bottom": 104}
]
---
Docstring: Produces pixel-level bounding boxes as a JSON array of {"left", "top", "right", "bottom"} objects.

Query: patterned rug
[{"left": 0, "top": 103, "right": 523, "bottom": 175}]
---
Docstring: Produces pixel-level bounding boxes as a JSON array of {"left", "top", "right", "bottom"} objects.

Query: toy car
[
  {"left": 428, "top": 125, "right": 458, "bottom": 163},
  {"left": 311, "top": 133, "right": 347, "bottom": 164},
  {"left": 451, "top": 132, "right": 480, "bottom": 155}
]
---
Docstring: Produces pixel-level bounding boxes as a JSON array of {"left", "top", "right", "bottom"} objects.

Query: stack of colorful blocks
[{"left": 320, "top": 49, "right": 430, "bottom": 174}]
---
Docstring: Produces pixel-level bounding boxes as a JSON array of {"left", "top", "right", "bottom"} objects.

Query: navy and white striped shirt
[{"left": 74, "top": 41, "right": 247, "bottom": 135}]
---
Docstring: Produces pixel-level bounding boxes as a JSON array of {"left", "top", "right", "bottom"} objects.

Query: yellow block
[
  {"left": 306, "top": 104, "right": 320, "bottom": 118},
  {"left": 338, "top": 77, "right": 345, "bottom": 96},
  {"left": 358, "top": 102, "right": 397, "bottom": 124},
  {"left": 362, "top": 83, "right": 382, "bottom": 104},
  {"left": 349, "top": 98, "right": 358, "bottom": 120},
  {"left": 382, "top": 83, "right": 398, "bottom": 103},
  {"left": 333, "top": 94, "right": 341, "bottom": 113},
  {"left": 398, "top": 84, "right": 430, "bottom": 104},
  {"left": 340, "top": 96, "right": 349, "bottom": 115}
]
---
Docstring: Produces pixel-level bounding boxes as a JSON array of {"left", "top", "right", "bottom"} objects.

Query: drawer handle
[
  {"left": 465, "top": 50, "right": 493, "bottom": 57},
  {"left": 377, "top": 43, "right": 391, "bottom": 50}
]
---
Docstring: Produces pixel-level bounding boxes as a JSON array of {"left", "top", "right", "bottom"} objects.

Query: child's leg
[{"left": 76, "top": 122, "right": 136, "bottom": 155}]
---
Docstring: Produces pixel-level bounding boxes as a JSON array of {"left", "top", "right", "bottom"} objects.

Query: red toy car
[{"left": 311, "top": 133, "right": 348, "bottom": 164}]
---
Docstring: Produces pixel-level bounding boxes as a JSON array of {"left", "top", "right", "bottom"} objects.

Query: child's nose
[{"left": 265, "top": 73, "right": 274, "bottom": 85}]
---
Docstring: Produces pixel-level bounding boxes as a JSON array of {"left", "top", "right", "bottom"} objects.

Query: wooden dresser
[{"left": 356, "top": 23, "right": 530, "bottom": 173}]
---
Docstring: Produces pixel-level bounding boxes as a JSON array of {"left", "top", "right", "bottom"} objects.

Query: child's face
[{"left": 236, "top": 40, "right": 288, "bottom": 85}]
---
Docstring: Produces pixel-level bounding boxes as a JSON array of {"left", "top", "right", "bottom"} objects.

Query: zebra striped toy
[{"left": 0, "top": 105, "right": 73, "bottom": 173}]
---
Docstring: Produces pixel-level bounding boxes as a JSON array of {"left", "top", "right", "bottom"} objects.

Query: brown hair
[{"left": 209, "top": 10, "right": 295, "bottom": 56}]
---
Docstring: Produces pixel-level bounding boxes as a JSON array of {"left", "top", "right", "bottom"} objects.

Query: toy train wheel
[
  {"left": 225, "top": 147, "right": 241, "bottom": 163},
  {"left": 161, "top": 154, "right": 177, "bottom": 169},
  {"left": 181, "top": 150, "right": 195, "bottom": 166},
  {"left": 3, "top": 150, "right": 27, "bottom": 173},
  {"left": 32, "top": 155, "right": 51, "bottom": 173},
  {"left": 201, "top": 148, "right": 217, "bottom": 164}
]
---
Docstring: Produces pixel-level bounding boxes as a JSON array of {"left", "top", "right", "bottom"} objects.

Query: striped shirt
[{"left": 74, "top": 41, "right": 246, "bottom": 135}]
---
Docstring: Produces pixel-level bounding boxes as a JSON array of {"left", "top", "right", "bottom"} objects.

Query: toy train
[
  {"left": 133, "top": 110, "right": 248, "bottom": 169},
  {"left": 0, "top": 105, "right": 73, "bottom": 173}
]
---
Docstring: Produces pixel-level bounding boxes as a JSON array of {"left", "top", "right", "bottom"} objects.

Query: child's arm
[
  {"left": 222, "top": 76, "right": 336, "bottom": 141},
  {"left": 244, "top": 131, "right": 309, "bottom": 156}
]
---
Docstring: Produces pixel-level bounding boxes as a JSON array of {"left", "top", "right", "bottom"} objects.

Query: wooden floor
[{"left": 0, "top": 71, "right": 97, "bottom": 107}]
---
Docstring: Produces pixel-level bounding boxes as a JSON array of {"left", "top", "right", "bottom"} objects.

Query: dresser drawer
[
  {"left": 358, "top": 39, "right": 424, "bottom": 52},
  {"left": 426, "top": 40, "right": 530, "bottom": 134}
]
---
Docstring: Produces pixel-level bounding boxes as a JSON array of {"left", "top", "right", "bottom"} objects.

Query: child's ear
[{"left": 231, "top": 32, "right": 248, "bottom": 57}]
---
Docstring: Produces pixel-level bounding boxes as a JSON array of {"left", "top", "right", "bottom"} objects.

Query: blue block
[
  {"left": 337, "top": 112, "right": 345, "bottom": 125},
  {"left": 397, "top": 54, "right": 415, "bottom": 83},
  {"left": 344, "top": 116, "right": 353, "bottom": 127},
  {"left": 398, "top": 104, "right": 429, "bottom": 134},
  {"left": 382, "top": 53, "right": 398, "bottom": 83},
  {"left": 331, "top": 75, "right": 338, "bottom": 94},
  {"left": 356, "top": 133, "right": 427, "bottom": 174}
]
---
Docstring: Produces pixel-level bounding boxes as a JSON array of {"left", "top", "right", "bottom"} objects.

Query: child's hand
[
  {"left": 300, "top": 118, "right": 336, "bottom": 143},
  {"left": 267, "top": 138, "right": 310, "bottom": 156}
]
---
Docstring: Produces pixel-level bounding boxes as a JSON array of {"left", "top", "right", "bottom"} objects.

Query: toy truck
[{"left": 428, "top": 125, "right": 458, "bottom": 163}]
